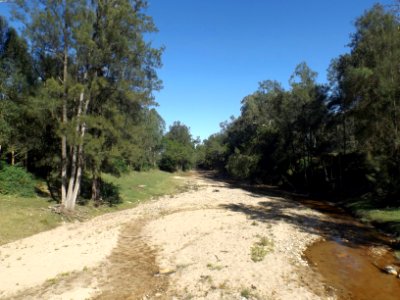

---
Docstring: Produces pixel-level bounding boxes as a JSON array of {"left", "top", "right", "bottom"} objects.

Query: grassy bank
[
  {"left": 0, "top": 195, "right": 63, "bottom": 245},
  {"left": 345, "top": 198, "right": 400, "bottom": 238},
  {"left": 0, "top": 170, "right": 187, "bottom": 245}
]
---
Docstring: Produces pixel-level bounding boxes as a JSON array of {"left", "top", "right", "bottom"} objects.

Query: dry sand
[{"left": 0, "top": 173, "right": 335, "bottom": 299}]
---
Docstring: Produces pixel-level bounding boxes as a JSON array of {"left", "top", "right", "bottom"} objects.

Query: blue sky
[{"left": 0, "top": 0, "right": 394, "bottom": 140}]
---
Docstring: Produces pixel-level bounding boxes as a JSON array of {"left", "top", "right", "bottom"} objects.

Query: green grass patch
[
  {"left": 240, "top": 288, "right": 251, "bottom": 299},
  {"left": 250, "top": 236, "right": 274, "bottom": 262},
  {"left": 345, "top": 197, "right": 400, "bottom": 237},
  {"left": 250, "top": 244, "right": 268, "bottom": 262},
  {"left": 206, "top": 263, "right": 224, "bottom": 271},
  {"left": 0, "top": 170, "right": 187, "bottom": 245},
  {"left": 75, "top": 170, "right": 187, "bottom": 218},
  {"left": 99, "top": 170, "right": 185, "bottom": 210},
  {"left": 0, "top": 195, "right": 62, "bottom": 245},
  {"left": 361, "top": 209, "right": 400, "bottom": 223}
]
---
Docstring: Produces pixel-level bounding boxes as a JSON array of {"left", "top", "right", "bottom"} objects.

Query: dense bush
[
  {"left": 226, "top": 151, "right": 259, "bottom": 180},
  {"left": 0, "top": 163, "right": 37, "bottom": 197},
  {"left": 79, "top": 176, "right": 122, "bottom": 206}
]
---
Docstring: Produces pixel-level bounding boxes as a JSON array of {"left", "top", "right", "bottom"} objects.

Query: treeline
[
  {"left": 198, "top": 5, "right": 400, "bottom": 204},
  {"left": 0, "top": 1, "right": 167, "bottom": 210}
]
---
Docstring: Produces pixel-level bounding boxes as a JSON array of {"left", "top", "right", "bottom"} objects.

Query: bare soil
[{"left": 0, "top": 173, "right": 335, "bottom": 299}]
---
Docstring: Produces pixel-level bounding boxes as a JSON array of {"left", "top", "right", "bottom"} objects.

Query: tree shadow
[
  {"left": 79, "top": 176, "right": 122, "bottom": 207},
  {"left": 198, "top": 171, "right": 394, "bottom": 249},
  {"left": 221, "top": 200, "right": 390, "bottom": 248}
]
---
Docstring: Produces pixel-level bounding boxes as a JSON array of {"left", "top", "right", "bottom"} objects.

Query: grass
[
  {"left": 0, "top": 170, "right": 187, "bottom": 245},
  {"left": 206, "top": 263, "right": 224, "bottom": 271},
  {"left": 250, "top": 236, "right": 274, "bottom": 262},
  {"left": 240, "top": 288, "right": 251, "bottom": 299},
  {"left": 0, "top": 195, "right": 63, "bottom": 245},
  {"left": 102, "top": 170, "right": 185, "bottom": 207},
  {"left": 345, "top": 197, "right": 400, "bottom": 237},
  {"left": 250, "top": 245, "right": 268, "bottom": 262}
]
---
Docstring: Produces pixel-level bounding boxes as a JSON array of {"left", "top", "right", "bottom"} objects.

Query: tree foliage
[
  {"left": 1, "top": 1, "right": 164, "bottom": 210},
  {"left": 159, "top": 121, "right": 196, "bottom": 172},
  {"left": 201, "top": 4, "right": 400, "bottom": 204}
]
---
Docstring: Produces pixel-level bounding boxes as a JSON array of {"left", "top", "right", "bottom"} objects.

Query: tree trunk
[
  {"left": 69, "top": 146, "right": 83, "bottom": 210},
  {"left": 61, "top": 45, "right": 68, "bottom": 205},
  {"left": 65, "top": 85, "right": 90, "bottom": 211},
  {"left": 65, "top": 87, "right": 84, "bottom": 208},
  {"left": 11, "top": 149, "right": 15, "bottom": 166},
  {"left": 91, "top": 172, "right": 101, "bottom": 206}
]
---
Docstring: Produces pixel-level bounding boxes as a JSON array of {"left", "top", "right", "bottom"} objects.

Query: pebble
[{"left": 384, "top": 265, "right": 398, "bottom": 276}]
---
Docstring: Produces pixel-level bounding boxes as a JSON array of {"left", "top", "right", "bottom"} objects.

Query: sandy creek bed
[{"left": 0, "top": 173, "right": 337, "bottom": 299}]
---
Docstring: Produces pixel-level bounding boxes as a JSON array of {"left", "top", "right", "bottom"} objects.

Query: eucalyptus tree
[
  {"left": 0, "top": 16, "right": 34, "bottom": 165},
  {"left": 329, "top": 4, "right": 400, "bottom": 199},
  {"left": 288, "top": 63, "right": 328, "bottom": 186},
  {"left": 15, "top": 0, "right": 85, "bottom": 208},
  {"left": 210, "top": 63, "right": 329, "bottom": 186}
]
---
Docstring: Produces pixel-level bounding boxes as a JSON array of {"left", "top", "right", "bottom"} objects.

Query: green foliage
[
  {"left": 207, "top": 64, "right": 329, "bottom": 186},
  {"left": 79, "top": 175, "right": 122, "bottom": 207},
  {"left": 226, "top": 150, "right": 259, "bottom": 180},
  {"left": 160, "top": 122, "right": 196, "bottom": 172},
  {"left": 250, "top": 244, "right": 268, "bottom": 262},
  {"left": 240, "top": 288, "right": 251, "bottom": 298},
  {"left": 198, "top": 133, "right": 228, "bottom": 170},
  {"left": 159, "top": 139, "right": 195, "bottom": 172},
  {"left": 328, "top": 4, "right": 400, "bottom": 200},
  {"left": 0, "top": 16, "right": 36, "bottom": 165},
  {"left": 250, "top": 236, "right": 274, "bottom": 262},
  {"left": 202, "top": 4, "right": 400, "bottom": 206},
  {"left": 2, "top": 1, "right": 164, "bottom": 209},
  {"left": 0, "top": 163, "right": 37, "bottom": 197}
]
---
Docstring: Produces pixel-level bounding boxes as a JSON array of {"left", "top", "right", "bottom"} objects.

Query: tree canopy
[
  {"left": 0, "top": 1, "right": 165, "bottom": 210},
  {"left": 200, "top": 4, "right": 400, "bottom": 204}
]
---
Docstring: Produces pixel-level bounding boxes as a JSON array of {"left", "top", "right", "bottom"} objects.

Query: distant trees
[
  {"left": 159, "top": 121, "right": 196, "bottom": 172},
  {"left": 197, "top": 132, "right": 227, "bottom": 170},
  {"left": 201, "top": 4, "right": 400, "bottom": 204}
]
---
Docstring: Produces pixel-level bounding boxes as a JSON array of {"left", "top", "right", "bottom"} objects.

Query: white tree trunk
[
  {"left": 61, "top": 47, "right": 68, "bottom": 206},
  {"left": 64, "top": 83, "right": 90, "bottom": 211},
  {"left": 64, "top": 87, "right": 86, "bottom": 210}
]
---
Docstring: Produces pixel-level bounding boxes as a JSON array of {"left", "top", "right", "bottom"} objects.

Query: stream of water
[{"left": 301, "top": 199, "right": 400, "bottom": 300}]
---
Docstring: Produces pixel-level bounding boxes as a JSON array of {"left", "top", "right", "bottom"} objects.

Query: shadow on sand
[{"left": 200, "top": 170, "right": 393, "bottom": 249}]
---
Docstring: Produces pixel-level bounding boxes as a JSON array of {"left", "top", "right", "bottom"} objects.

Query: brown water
[{"left": 301, "top": 199, "right": 400, "bottom": 300}]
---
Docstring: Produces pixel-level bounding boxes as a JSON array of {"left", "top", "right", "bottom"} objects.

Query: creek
[{"left": 301, "top": 199, "right": 400, "bottom": 300}]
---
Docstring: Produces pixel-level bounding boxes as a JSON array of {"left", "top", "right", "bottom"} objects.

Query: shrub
[
  {"left": 0, "top": 163, "right": 37, "bottom": 197},
  {"left": 226, "top": 151, "right": 259, "bottom": 179}
]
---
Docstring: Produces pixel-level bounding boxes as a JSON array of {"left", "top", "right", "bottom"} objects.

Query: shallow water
[{"left": 301, "top": 199, "right": 400, "bottom": 300}]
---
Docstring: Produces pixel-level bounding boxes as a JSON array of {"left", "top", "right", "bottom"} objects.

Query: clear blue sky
[{"left": 0, "top": 0, "right": 394, "bottom": 140}]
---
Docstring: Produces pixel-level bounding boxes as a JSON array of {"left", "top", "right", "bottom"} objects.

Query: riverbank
[{"left": 343, "top": 197, "right": 400, "bottom": 240}]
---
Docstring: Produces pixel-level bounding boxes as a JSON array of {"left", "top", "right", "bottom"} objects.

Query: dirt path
[{"left": 0, "top": 174, "right": 335, "bottom": 299}]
